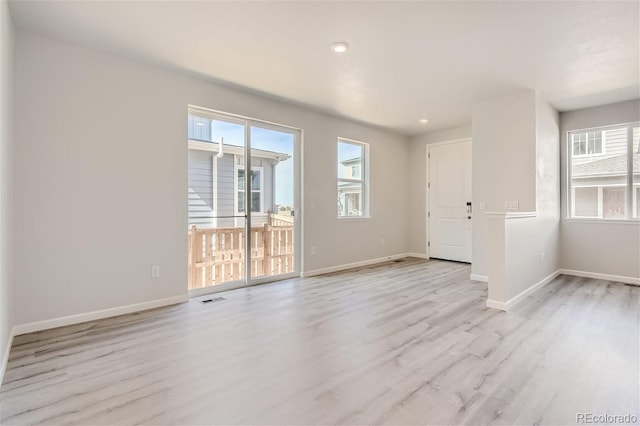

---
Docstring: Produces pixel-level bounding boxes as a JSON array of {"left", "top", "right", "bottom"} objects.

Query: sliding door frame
[{"left": 188, "top": 105, "right": 302, "bottom": 296}]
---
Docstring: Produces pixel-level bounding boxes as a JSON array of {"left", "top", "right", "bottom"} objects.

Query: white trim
[
  {"left": 406, "top": 252, "right": 429, "bottom": 259},
  {"left": 337, "top": 138, "right": 369, "bottom": 218},
  {"left": 505, "top": 270, "right": 561, "bottom": 309},
  {"left": 212, "top": 155, "right": 218, "bottom": 226},
  {"left": 13, "top": 295, "right": 188, "bottom": 336},
  {"left": 189, "top": 281, "right": 246, "bottom": 297},
  {"left": 337, "top": 215, "right": 372, "bottom": 221},
  {"left": 188, "top": 140, "right": 289, "bottom": 161},
  {"left": 188, "top": 273, "right": 301, "bottom": 297},
  {"left": 486, "top": 268, "right": 639, "bottom": 312},
  {"left": 189, "top": 105, "right": 302, "bottom": 133},
  {"left": 566, "top": 121, "right": 640, "bottom": 220},
  {"left": 425, "top": 137, "right": 472, "bottom": 148},
  {"left": 248, "top": 272, "right": 300, "bottom": 286},
  {"left": 425, "top": 146, "right": 430, "bottom": 259},
  {"left": 0, "top": 329, "right": 15, "bottom": 387},
  {"left": 299, "top": 129, "right": 305, "bottom": 275},
  {"left": 470, "top": 274, "right": 488, "bottom": 282},
  {"left": 562, "top": 218, "right": 640, "bottom": 225},
  {"left": 301, "top": 253, "right": 413, "bottom": 278},
  {"left": 484, "top": 211, "right": 538, "bottom": 219},
  {"left": 188, "top": 106, "right": 302, "bottom": 282},
  {"left": 426, "top": 138, "right": 473, "bottom": 262},
  {"left": 486, "top": 299, "right": 507, "bottom": 310},
  {"left": 559, "top": 269, "right": 640, "bottom": 286},
  {"left": 486, "top": 270, "right": 561, "bottom": 311}
]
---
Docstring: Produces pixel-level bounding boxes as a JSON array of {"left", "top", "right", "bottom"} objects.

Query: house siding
[
  {"left": 216, "top": 153, "right": 236, "bottom": 228},
  {"left": 188, "top": 149, "right": 213, "bottom": 227},
  {"left": 572, "top": 126, "right": 628, "bottom": 166},
  {"left": 188, "top": 149, "right": 273, "bottom": 228}
]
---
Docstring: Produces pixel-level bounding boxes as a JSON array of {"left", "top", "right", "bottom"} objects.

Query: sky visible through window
[
  {"left": 337, "top": 141, "right": 363, "bottom": 179},
  {"left": 210, "top": 120, "right": 295, "bottom": 206}
]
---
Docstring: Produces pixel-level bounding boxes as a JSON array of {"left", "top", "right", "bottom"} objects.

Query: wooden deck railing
[
  {"left": 188, "top": 223, "right": 294, "bottom": 290},
  {"left": 268, "top": 213, "right": 294, "bottom": 227}
]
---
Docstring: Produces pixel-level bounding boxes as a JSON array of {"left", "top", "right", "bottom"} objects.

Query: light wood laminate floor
[{"left": 1, "top": 258, "right": 638, "bottom": 425}]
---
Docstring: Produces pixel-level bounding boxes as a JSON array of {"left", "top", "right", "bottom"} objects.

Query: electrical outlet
[
  {"left": 504, "top": 200, "right": 519, "bottom": 211},
  {"left": 539, "top": 252, "right": 545, "bottom": 264},
  {"left": 480, "top": 201, "right": 487, "bottom": 211},
  {"left": 380, "top": 238, "right": 385, "bottom": 246},
  {"left": 151, "top": 265, "right": 160, "bottom": 278},
  {"left": 310, "top": 246, "right": 317, "bottom": 256}
]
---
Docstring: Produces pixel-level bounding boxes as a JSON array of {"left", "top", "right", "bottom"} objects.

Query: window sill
[
  {"left": 563, "top": 218, "right": 640, "bottom": 225},
  {"left": 337, "top": 215, "right": 372, "bottom": 221}
]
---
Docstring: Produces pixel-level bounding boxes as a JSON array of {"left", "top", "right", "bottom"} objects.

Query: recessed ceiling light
[
  {"left": 419, "top": 118, "right": 429, "bottom": 124},
  {"left": 330, "top": 42, "right": 349, "bottom": 53}
]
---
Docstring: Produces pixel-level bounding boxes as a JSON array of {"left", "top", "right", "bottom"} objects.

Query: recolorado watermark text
[{"left": 576, "top": 413, "right": 638, "bottom": 424}]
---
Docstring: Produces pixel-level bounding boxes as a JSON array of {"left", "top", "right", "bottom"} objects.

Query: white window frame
[
  {"left": 337, "top": 138, "right": 370, "bottom": 219},
  {"left": 567, "top": 121, "right": 639, "bottom": 221},
  {"left": 234, "top": 160, "right": 265, "bottom": 215}
]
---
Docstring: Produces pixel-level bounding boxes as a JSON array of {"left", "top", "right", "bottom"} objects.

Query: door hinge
[
  {"left": 428, "top": 182, "right": 430, "bottom": 188},
  {"left": 428, "top": 152, "right": 431, "bottom": 158},
  {"left": 428, "top": 241, "right": 430, "bottom": 247},
  {"left": 428, "top": 211, "right": 430, "bottom": 218}
]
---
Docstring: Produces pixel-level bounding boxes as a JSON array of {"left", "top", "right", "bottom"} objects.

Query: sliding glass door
[
  {"left": 187, "top": 107, "right": 300, "bottom": 294},
  {"left": 249, "top": 124, "right": 298, "bottom": 282}
]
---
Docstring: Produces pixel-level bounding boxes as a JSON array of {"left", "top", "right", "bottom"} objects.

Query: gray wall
[
  {"left": 0, "top": 0, "right": 15, "bottom": 377},
  {"left": 472, "top": 91, "right": 538, "bottom": 277},
  {"left": 13, "top": 31, "right": 410, "bottom": 326},
  {"left": 560, "top": 100, "right": 640, "bottom": 279},
  {"left": 479, "top": 92, "right": 560, "bottom": 304},
  {"left": 407, "top": 125, "right": 472, "bottom": 255}
]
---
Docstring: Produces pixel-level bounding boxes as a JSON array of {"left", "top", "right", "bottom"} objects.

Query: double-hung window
[
  {"left": 337, "top": 138, "right": 369, "bottom": 218},
  {"left": 568, "top": 122, "right": 640, "bottom": 219},
  {"left": 236, "top": 166, "right": 263, "bottom": 214}
]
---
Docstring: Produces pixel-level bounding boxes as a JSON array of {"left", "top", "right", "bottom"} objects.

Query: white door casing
[{"left": 428, "top": 140, "right": 472, "bottom": 262}]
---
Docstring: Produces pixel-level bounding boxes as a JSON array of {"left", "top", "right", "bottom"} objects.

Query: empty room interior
[{"left": 0, "top": 1, "right": 639, "bottom": 425}]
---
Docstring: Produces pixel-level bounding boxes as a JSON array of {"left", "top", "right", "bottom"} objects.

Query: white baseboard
[
  {"left": 405, "top": 252, "right": 429, "bottom": 259},
  {"left": 486, "top": 270, "right": 561, "bottom": 312},
  {"left": 302, "top": 253, "right": 417, "bottom": 278},
  {"left": 470, "top": 274, "right": 488, "bottom": 282},
  {"left": 13, "top": 294, "right": 188, "bottom": 336},
  {"left": 506, "top": 270, "right": 561, "bottom": 309},
  {"left": 559, "top": 269, "right": 639, "bottom": 286},
  {"left": 0, "top": 329, "right": 15, "bottom": 387},
  {"left": 486, "top": 298, "right": 507, "bottom": 310}
]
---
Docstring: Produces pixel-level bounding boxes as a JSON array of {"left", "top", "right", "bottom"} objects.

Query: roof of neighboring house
[
  {"left": 573, "top": 153, "right": 640, "bottom": 177},
  {"left": 188, "top": 138, "right": 291, "bottom": 161},
  {"left": 341, "top": 157, "right": 361, "bottom": 166}
]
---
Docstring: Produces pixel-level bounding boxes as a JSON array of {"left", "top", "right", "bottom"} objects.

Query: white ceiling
[{"left": 8, "top": 1, "right": 640, "bottom": 135}]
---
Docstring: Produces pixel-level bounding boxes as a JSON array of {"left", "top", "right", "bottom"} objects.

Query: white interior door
[{"left": 428, "top": 140, "right": 472, "bottom": 262}]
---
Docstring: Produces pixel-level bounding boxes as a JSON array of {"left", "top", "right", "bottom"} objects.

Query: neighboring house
[
  {"left": 188, "top": 120, "right": 290, "bottom": 229},
  {"left": 338, "top": 157, "right": 362, "bottom": 216},
  {"left": 571, "top": 126, "right": 640, "bottom": 218}
]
